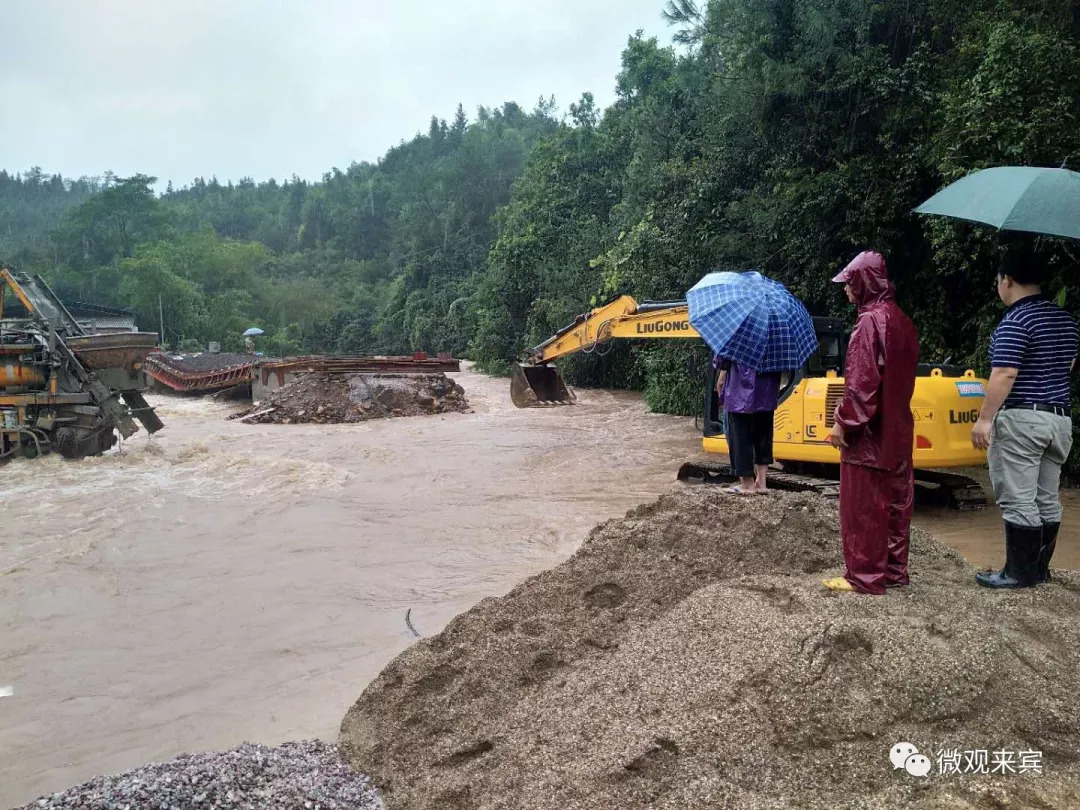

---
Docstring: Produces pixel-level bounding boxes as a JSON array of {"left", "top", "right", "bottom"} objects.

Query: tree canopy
[{"left": 3, "top": 0, "right": 1078, "bottom": 402}]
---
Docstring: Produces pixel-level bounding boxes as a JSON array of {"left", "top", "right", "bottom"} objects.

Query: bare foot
[
  {"left": 724, "top": 485, "right": 758, "bottom": 496},
  {"left": 754, "top": 466, "right": 769, "bottom": 492}
]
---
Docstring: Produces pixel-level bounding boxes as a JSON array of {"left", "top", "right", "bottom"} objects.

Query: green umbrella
[{"left": 914, "top": 166, "right": 1080, "bottom": 240}]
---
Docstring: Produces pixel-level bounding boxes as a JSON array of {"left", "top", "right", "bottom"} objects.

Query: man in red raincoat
[{"left": 824, "top": 251, "right": 920, "bottom": 594}]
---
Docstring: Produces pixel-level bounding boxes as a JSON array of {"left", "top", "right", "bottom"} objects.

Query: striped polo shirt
[{"left": 990, "top": 294, "right": 1079, "bottom": 408}]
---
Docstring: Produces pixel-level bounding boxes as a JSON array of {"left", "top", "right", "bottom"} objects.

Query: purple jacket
[{"left": 712, "top": 355, "right": 781, "bottom": 414}]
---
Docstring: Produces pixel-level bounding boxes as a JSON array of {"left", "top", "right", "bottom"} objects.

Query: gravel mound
[
  {"left": 340, "top": 488, "right": 1080, "bottom": 810},
  {"left": 236, "top": 372, "right": 470, "bottom": 424},
  {"left": 17, "top": 740, "right": 381, "bottom": 810}
]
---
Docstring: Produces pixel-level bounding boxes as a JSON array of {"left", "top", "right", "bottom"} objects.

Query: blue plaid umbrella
[{"left": 687, "top": 271, "right": 817, "bottom": 372}]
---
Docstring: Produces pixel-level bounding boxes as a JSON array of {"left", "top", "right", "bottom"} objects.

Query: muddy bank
[
  {"left": 236, "top": 372, "right": 469, "bottom": 424},
  {"left": 340, "top": 489, "right": 1080, "bottom": 809}
]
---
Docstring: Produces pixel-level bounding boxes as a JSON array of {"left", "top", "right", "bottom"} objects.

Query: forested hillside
[
  {"left": 2, "top": 101, "right": 560, "bottom": 358},
  {"left": 0, "top": 169, "right": 100, "bottom": 265},
  {"left": 3, "top": 0, "right": 1079, "bottom": 415}
]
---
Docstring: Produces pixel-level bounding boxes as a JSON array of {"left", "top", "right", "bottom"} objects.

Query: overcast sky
[{"left": 3, "top": 0, "right": 671, "bottom": 188}]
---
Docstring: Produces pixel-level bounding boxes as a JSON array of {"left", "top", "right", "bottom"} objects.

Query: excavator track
[
  {"left": 677, "top": 461, "right": 841, "bottom": 498},
  {"left": 677, "top": 461, "right": 987, "bottom": 510},
  {"left": 909, "top": 469, "right": 988, "bottom": 511}
]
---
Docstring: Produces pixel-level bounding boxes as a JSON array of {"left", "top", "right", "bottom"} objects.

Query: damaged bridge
[{"left": 143, "top": 352, "right": 461, "bottom": 399}]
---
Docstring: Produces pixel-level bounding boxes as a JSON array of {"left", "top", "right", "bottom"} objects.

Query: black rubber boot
[
  {"left": 975, "top": 523, "right": 1042, "bottom": 589},
  {"left": 1038, "top": 522, "right": 1061, "bottom": 583}
]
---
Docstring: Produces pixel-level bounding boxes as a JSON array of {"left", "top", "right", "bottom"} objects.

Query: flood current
[{"left": 1, "top": 366, "right": 1077, "bottom": 805}]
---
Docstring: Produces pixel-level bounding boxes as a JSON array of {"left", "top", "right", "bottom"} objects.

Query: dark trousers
[
  {"left": 725, "top": 410, "right": 774, "bottom": 477},
  {"left": 840, "top": 460, "right": 914, "bottom": 594}
]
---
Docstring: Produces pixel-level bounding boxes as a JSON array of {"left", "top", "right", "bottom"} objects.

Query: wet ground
[
  {"left": 913, "top": 466, "right": 1080, "bottom": 570},
  {"left": 1, "top": 366, "right": 1077, "bottom": 806}
]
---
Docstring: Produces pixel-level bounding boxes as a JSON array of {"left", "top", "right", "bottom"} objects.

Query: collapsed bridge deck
[{"left": 143, "top": 353, "right": 461, "bottom": 397}]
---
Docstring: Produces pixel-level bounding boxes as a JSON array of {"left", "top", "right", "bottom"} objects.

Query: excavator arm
[{"left": 511, "top": 295, "right": 701, "bottom": 407}]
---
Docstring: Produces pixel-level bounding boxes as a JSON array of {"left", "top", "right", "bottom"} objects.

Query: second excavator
[
  {"left": 510, "top": 295, "right": 989, "bottom": 507},
  {"left": 0, "top": 267, "right": 163, "bottom": 461}
]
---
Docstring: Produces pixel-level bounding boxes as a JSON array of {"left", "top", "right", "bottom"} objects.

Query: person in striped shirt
[{"left": 972, "top": 245, "right": 1078, "bottom": 588}]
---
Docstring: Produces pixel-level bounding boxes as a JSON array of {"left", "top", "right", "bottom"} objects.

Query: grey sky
[{"left": 3, "top": 0, "right": 671, "bottom": 188}]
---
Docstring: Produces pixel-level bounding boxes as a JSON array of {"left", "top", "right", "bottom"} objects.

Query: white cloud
[{"left": 2, "top": 0, "right": 670, "bottom": 186}]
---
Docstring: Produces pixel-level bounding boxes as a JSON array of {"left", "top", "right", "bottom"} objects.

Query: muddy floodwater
[
  {"left": 2, "top": 366, "right": 1078, "bottom": 806},
  {"left": 914, "top": 481, "right": 1080, "bottom": 570},
  {"left": 0, "top": 368, "right": 706, "bottom": 805}
]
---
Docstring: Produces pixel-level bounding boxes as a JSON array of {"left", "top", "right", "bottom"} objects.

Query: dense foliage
[
  {"left": 3, "top": 0, "right": 1078, "bottom": 404},
  {"left": 473, "top": 0, "right": 1080, "bottom": 413}
]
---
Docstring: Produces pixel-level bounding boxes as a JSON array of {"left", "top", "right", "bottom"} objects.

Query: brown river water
[{"left": 2, "top": 366, "right": 1078, "bottom": 806}]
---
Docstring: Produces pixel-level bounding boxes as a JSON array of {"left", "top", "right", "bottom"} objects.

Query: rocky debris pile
[
  {"left": 236, "top": 372, "right": 470, "bottom": 424},
  {"left": 340, "top": 489, "right": 1080, "bottom": 810},
  {"left": 18, "top": 740, "right": 381, "bottom": 810}
]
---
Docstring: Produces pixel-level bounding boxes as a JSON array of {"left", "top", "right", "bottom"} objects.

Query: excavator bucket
[{"left": 510, "top": 363, "right": 576, "bottom": 407}]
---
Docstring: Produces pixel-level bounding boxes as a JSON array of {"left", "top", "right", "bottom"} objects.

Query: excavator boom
[{"left": 511, "top": 296, "right": 697, "bottom": 406}]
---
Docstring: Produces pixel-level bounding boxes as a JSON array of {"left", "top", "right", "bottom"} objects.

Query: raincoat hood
[{"left": 833, "top": 251, "right": 895, "bottom": 307}]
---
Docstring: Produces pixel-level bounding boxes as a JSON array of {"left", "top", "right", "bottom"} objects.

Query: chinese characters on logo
[
  {"left": 891, "top": 743, "right": 1043, "bottom": 777},
  {"left": 937, "top": 749, "right": 1043, "bottom": 776}
]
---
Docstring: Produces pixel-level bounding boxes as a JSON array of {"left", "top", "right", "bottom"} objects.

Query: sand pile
[
  {"left": 340, "top": 489, "right": 1080, "bottom": 810},
  {"left": 17, "top": 740, "right": 381, "bottom": 810},
  {"left": 236, "top": 372, "right": 469, "bottom": 424}
]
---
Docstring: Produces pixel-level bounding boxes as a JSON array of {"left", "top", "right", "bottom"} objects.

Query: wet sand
[{"left": 2, "top": 366, "right": 1077, "bottom": 806}]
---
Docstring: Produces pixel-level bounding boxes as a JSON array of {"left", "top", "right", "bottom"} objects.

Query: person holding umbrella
[
  {"left": 711, "top": 354, "right": 780, "bottom": 494},
  {"left": 243, "top": 326, "right": 264, "bottom": 354},
  {"left": 823, "top": 251, "right": 920, "bottom": 595},
  {"left": 687, "top": 270, "right": 819, "bottom": 495},
  {"left": 915, "top": 166, "right": 1080, "bottom": 588}
]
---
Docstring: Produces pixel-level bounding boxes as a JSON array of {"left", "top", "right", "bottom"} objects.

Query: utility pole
[{"left": 158, "top": 293, "right": 165, "bottom": 347}]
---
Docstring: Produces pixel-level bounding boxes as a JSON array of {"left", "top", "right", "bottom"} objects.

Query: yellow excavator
[{"left": 511, "top": 295, "right": 990, "bottom": 507}]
